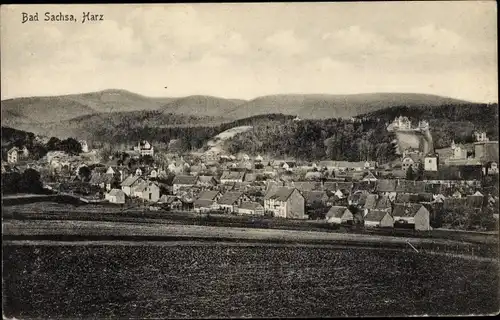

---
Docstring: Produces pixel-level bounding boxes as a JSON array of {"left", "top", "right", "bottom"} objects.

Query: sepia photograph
[{"left": 1, "top": 2, "right": 499, "bottom": 318}]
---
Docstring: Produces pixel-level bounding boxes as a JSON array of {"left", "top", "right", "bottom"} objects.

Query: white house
[
  {"left": 326, "top": 206, "right": 354, "bottom": 224},
  {"left": 364, "top": 209, "right": 394, "bottom": 228},
  {"left": 121, "top": 175, "right": 146, "bottom": 197},
  {"left": 238, "top": 202, "right": 265, "bottom": 216},
  {"left": 134, "top": 140, "right": 154, "bottom": 156},
  {"left": 133, "top": 181, "right": 160, "bottom": 202},
  {"left": 7, "top": 147, "right": 19, "bottom": 164},
  {"left": 392, "top": 203, "right": 431, "bottom": 231},
  {"left": 424, "top": 154, "right": 438, "bottom": 171},
  {"left": 264, "top": 187, "right": 306, "bottom": 219},
  {"left": 79, "top": 140, "right": 89, "bottom": 153},
  {"left": 105, "top": 189, "right": 126, "bottom": 204}
]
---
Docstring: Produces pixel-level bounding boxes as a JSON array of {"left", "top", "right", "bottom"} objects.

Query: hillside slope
[
  {"left": 1, "top": 97, "right": 97, "bottom": 125},
  {"left": 63, "top": 89, "right": 177, "bottom": 113},
  {"left": 160, "top": 95, "right": 243, "bottom": 117},
  {"left": 228, "top": 93, "right": 472, "bottom": 119}
]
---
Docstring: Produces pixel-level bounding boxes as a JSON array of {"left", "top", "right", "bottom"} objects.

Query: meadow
[{"left": 2, "top": 243, "right": 499, "bottom": 318}]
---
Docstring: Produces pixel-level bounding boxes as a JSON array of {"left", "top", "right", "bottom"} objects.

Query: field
[{"left": 3, "top": 243, "right": 499, "bottom": 318}]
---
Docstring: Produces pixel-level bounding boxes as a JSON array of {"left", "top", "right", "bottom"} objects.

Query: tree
[
  {"left": 78, "top": 166, "right": 92, "bottom": 182},
  {"left": 46, "top": 137, "right": 61, "bottom": 151},
  {"left": 19, "top": 168, "right": 44, "bottom": 193},
  {"left": 406, "top": 165, "right": 415, "bottom": 180},
  {"left": 60, "top": 138, "right": 82, "bottom": 155},
  {"left": 416, "top": 162, "right": 425, "bottom": 181}
]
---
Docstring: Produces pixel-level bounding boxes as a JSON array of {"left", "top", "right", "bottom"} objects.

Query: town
[{"left": 2, "top": 117, "right": 498, "bottom": 233}]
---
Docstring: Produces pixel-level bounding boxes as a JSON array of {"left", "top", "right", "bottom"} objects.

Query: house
[
  {"left": 194, "top": 198, "right": 218, "bottom": 212},
  {"left": 392, "top": 203, "right": 431, "bottom": 231},
  {"left": 326, "top": 206, "right": 354, "bottom": 224},
  {"left": 238, "top": 201, "right": 265, "bottom": 216},
  {"left": 121, "top": 175, "right": 146, "bottom": 196},
  {"left": 133, "top": 181, "right": 160, "bottom": 202},
  {"left": 220, "top": 171, "right": 245, "bottom": 184},
  {"left": 197, "top": 175, "right": 218, "bottom": 187},
  {"left": 135, "top": 167, "right": 143, "bottom": 176},
  {"left": 362, "top": 171, "right": 377, "bottom": 182},
  {"left": 363, "top": 194, "right": 378, "bottom": 216},
  {"left": 349, "top": 190, "right": 369, "bottom": 207},
  {"left": 149, "top": 168, "right": 158, "bottom": 178},
  {"left": 303, "top": 191, "right": 329, "bottom": 206},
  {"left": 467, "top": 191, "right": 484, "bottom": 208},
  {"left": 304, "top": 171, "right": 323, "bottom": 180},
  {"left": 79, "top": 140, "right": 89, "bottom": 153},
  {"left": 134, "top": 140, "right": 154, "bottom": 156},
  {"left": 172, "top": 175, "right": 199, "bottom": 194},
  {"left": 452, "top": 143, "right": 468, "bottom": 160},
  {"left": 364, "top": 210, "right": 394, "bottom": 228},
  {"left": 7, "top": 147, "right": 19, "bottom": 164},
  {"left": 198, "top": 190, "right": 222, "bottom": 201},
  {"left": 424, "top": 154, "right": 439, "bottom": 171},
  {"left": 158, "top": 195, "right": 182, "bottom": 210},
  {"left": 474, "top": 131, "right": 489, "bottom": 142},
  {"left": 264, "top": 187, "right": 306, "bottom": 219},
  {"left": 485, "top": 162, "right": 499, "bottom": 175},
  {"left": 217, "top": 191, "right": 249, "bottom": 213},
  {"left": 105, "top": 188, "right": 126, "bottom": 204},
  {"left": 401, "top": 154, "right": 421, "bottom": 172}
]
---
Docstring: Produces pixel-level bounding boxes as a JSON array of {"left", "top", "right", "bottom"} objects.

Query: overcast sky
[{"left": 1, "top": 2, "right": 497, "bottom": 102}]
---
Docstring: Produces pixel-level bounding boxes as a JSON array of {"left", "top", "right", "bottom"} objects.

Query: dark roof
[
  {"left": 303, "top": 191, "right": 327, "bottom": 203},
  {"left": 173, "top": 175, "right": 198, "bottom": 185},
  {"left": 364, "top": 210, "right": 391, "bottom": 222},
  {"left": 239, "top": 201, "right": 263, "bottom": 211},
  {"left": 375, "top": 180, "right": 397, "bottom": 192},
  {"left": 293, "top": 181, "right": 322, "bottom": 192},
  {"left": 375, "top": 195, "right": 391, "bottom": 209},
  {"left": 443, "top": 197, "right": 467, "bottom": 209},
  {"left": 364, "top": 194, "right": 378, "bottom": 209},
  {"left": 221, "top": 171, "right": 246, "bottom": 181},
  {"left": 392, "top": 203, "right": 427, "bottom": 218},
  {"left": 159, "top": 195, "right": 179, "bottom": 204},
  {"left": 396, "top": 180, "right": 426, "bottom": 193},
  {"left": 326, "top": 206, "right": 350, "bottom": 219},
  {"left": 194, "top": 199, "right": 215, "bottom": 207},
  {"left": 198, "top": 176, "right": 217, "bottom": 184},
  {"left": 121, "top": 175, "right": 143, "bottom": 187},
  {"left": 198, "top": 190, "right": 220, "bottom": 201},
  {"left": 266, "top": 187, "right": 297, "bottom": 202},
  {"left": 218, "top": 192, "right": 244, "bottom": 205},
  {"left": 350, "top": 190, "right": 369, "bottom": 206}
]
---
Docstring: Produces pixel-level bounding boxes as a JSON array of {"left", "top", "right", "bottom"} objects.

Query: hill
[
  {"left": 1, "top": 90, "right": 246, "bottom": 126},
  {"left": 63, "top": 89, "right": 177, "bottom": 113},
  {"left": 228, "top": 93, "right": 472, "bottom": 120},
  {"left": 8, "top": 111, "right": 224, "bottom": 141},
  {"left": 159, "top": 95, "right": 243, "bottom": 117},
  {"left": 1, "top": 96, "right": 97, "bottom": 125}
]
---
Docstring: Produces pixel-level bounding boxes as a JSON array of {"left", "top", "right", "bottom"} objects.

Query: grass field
[
  {"left": 3, "top": 202, "right": 499, "bottom": 247},
  {"left": 2, "top": 243, "right": 499, "bottom": 318}
]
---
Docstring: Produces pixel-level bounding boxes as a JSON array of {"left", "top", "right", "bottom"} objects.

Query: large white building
[{"left": 134, "top": 140, "right": 154, "bottom": 156}]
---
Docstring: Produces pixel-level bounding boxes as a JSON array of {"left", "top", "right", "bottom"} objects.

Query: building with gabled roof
[
  {"left": 220, "top": 170, "right": 246, "bottom": 184},
  {"left": 264, "top": 187, "right": 306, "bottom": 219},
  {"left": 105, "top": 188, "right": 126, "bottom": 204},
  {"left": 172, "top": 175, "right": 199, "bottom": 194},
  {"left": 364, "top": 210, "right": 394, "bottom": 228},
  {"left": 326, "top": 206, "right": 353, "bottom": 224},
  {"left": 217, "top": 191, "right": 249, "bottom": 213},
  {"left": 392, "top": 203, "right": 431, "bottom": 231},
  {"left": 238, "top": 201, "right": 265, "bottom": 216},
  {"left": 121, "top": 175, "right": 146, "bottom": 196}
]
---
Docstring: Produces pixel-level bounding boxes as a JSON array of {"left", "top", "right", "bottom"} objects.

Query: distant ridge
[
  {"left": 1, "top": 89, "right": 475, "bottom": 131},
  {"left": 227, "top": 92, "right": 474, "bottom": 120}
]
